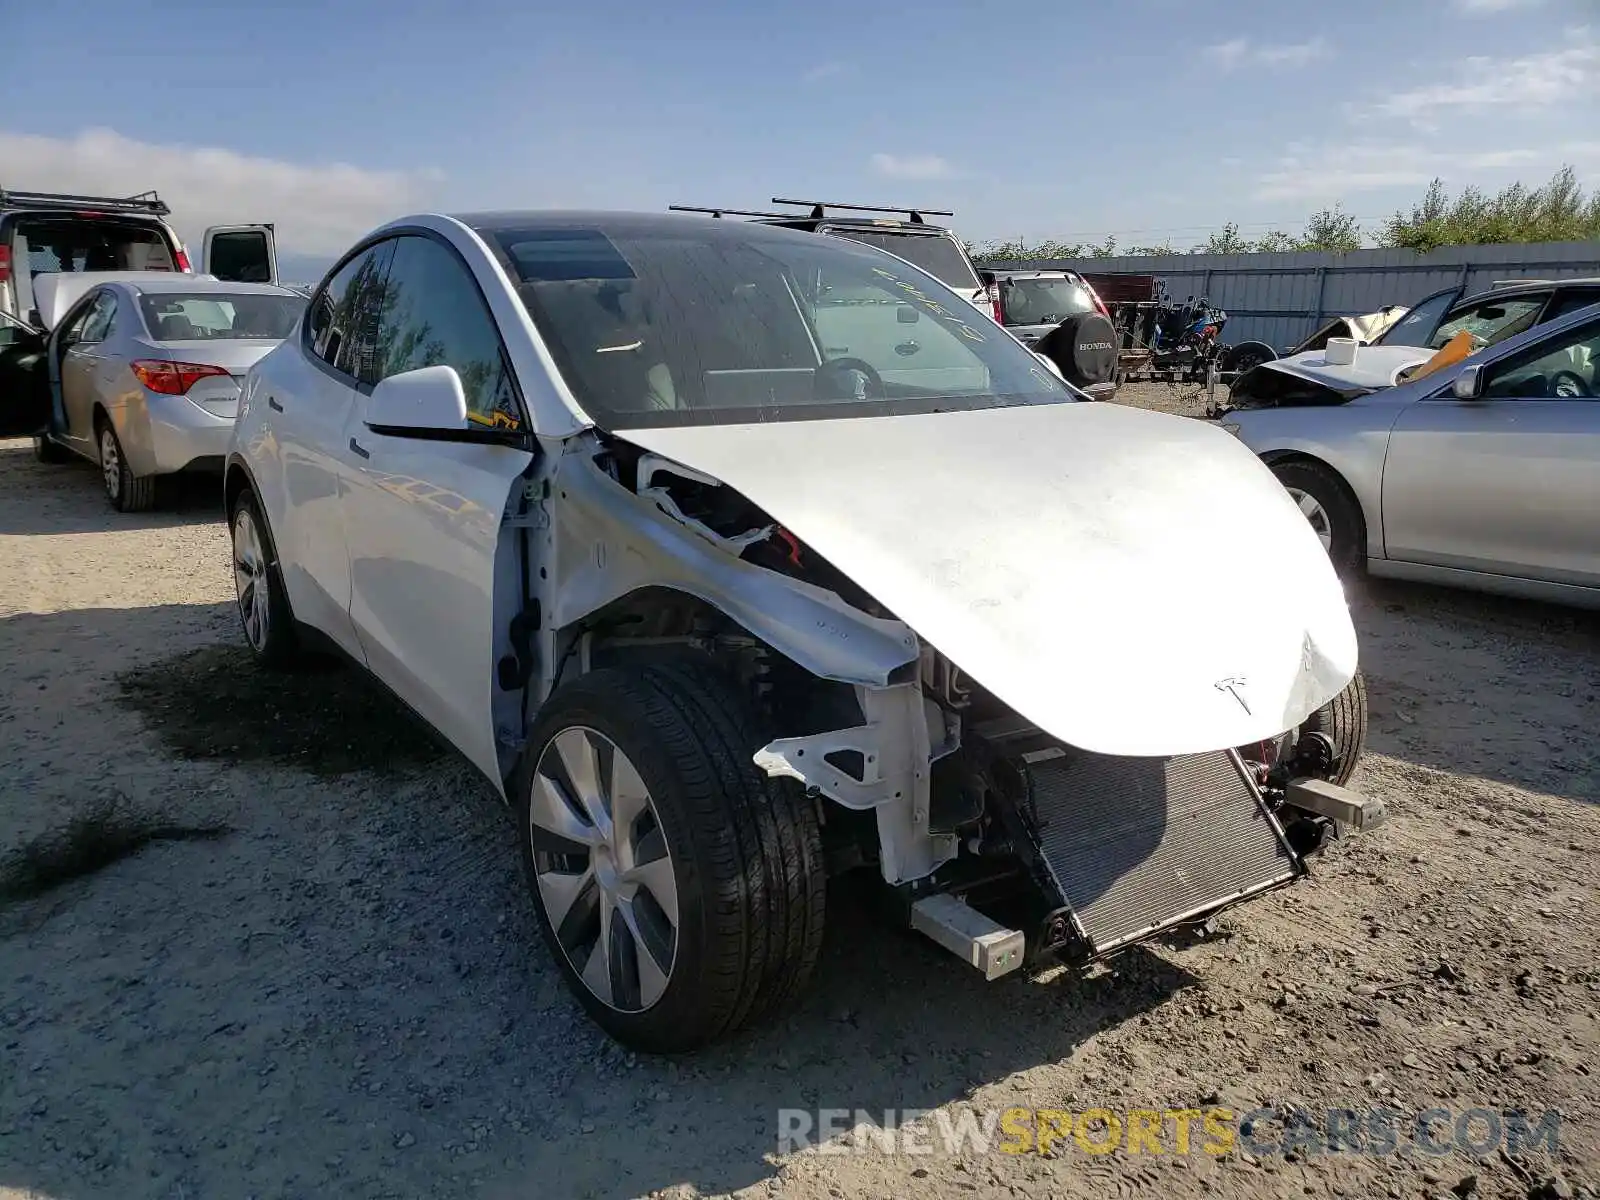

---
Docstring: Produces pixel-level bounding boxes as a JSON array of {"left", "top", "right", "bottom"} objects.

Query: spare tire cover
[{"left": 1034, "top": 313, "right": 1118, "bottom": 388}]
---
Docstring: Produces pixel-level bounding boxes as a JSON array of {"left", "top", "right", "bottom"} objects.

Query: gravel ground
[{"left": 1, "top": 427, "right": 1597, "bottom": 1200}]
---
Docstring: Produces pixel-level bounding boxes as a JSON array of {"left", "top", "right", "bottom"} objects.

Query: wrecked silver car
[{"left": 226, "top": 212, "right": 1380, "bottom": 1052}]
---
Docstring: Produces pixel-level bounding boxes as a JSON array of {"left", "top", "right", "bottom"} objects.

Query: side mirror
[
  {"left": 367, "top": 365, "right": 469, "bottom": 433},
  {"left": 1034, "top": 351, "right": 1065, "bottom": 382},
  {"left": 1452, "top": 364, "right": 1484, "bottom": 400},
  {"left": 364, "top": 364, "right": 533, "bottom": 448}
]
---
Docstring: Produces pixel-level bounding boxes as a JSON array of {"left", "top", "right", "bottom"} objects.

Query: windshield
[
  {"left": 816, "top": 228, "right": 982, "bottom": 291},
  {"left": 138, "top": 292, "right": 305, "bottom": 340},
  {"left": 493, "top": 225, "right": 1071, "bottom": 429},
  {"left": 997, "top": 276, "right": 1097, "bottom": 326}
]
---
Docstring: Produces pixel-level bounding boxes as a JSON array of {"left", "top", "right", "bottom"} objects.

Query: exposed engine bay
[{"left": 505, "top": 421, "right": 1384, "bottom": 980}]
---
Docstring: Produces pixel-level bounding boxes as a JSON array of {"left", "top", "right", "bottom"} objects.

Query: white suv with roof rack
[
  {"left": 0, "top": 188, "right": 277, "bottom": 323},
  {"left": 669, "top": 197, "right": 998, "bottom": 321}
]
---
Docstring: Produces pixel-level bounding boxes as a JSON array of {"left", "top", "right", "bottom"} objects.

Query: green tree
[
  {"left": 1299, "top": 203, "right": 1363, "bottom": 252},
  {"left": 1381, "top": 166, "right": 1600, "bottom": 250}
]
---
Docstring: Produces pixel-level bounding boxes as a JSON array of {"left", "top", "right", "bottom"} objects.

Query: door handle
[
  {"left": 267, "top": 396, "right": 283, "bottom": 412},
  {"left": 348, "top": 437, "right": 370, "bottom": 460}
]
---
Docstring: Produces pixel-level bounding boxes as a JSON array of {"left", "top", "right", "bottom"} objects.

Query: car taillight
[
  {"left": 1085, "top": 282, "right": 1110, "bottom": 318},
  {"left": 987, "top": 281, "right": 1003, "bottom": 323},
  {"left": 0, "top": 245, "right": 9, "bottom": 284},
  {"left": 175, "top": 247, "right": 193, "bottom": 272},
  {"left": 132, "top": 360, "right": 229, "bottom": 395}
]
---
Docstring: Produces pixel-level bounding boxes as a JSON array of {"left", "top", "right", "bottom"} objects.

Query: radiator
[{"left": 1025, "top": 748, "right": 1301, "bottom": 954}]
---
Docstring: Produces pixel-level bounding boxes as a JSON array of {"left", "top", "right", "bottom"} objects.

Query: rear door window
[
  {"left": 306, "top": 240, "right": 397, "bottom": 383},
  {"left": 77, "top": 292, "right": 117, "bottom": 343}
]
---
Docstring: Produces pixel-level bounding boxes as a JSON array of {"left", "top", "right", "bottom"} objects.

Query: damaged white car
[{"left": 225, "top": 212, "right": 1381, "bottom": 1052}]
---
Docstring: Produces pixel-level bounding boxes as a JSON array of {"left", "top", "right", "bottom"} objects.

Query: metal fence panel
[{"left": 988, "top": 241, "right": 1600, "bottom": 350}]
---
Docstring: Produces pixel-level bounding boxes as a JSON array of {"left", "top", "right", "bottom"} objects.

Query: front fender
[
  {"left": 1230, "top": 410, "right": 1395, "bottom": 562},
  {"left": 549, "top": 447, "right": 919, "bottom": 687}
]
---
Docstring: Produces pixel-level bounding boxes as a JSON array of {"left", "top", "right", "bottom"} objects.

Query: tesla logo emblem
[{"left": 1215, "top": 676, "right": 1252, "bottom": 715}]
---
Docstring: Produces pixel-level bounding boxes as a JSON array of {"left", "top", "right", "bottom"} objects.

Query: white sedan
[{"left": 225, "top": 211, "right": 1379, "bottom": 1051}]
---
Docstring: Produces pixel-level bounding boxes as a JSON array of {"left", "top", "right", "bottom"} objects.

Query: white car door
[
  {"left": 337, "top": 232, "right": 535, "bottom": 783},
  {"left": 266, "top": 238, "right": 398, "bottom": 654},
  {"left": 1382, "top": 315, "right": 1600, "bottom": 585},
  {"left": 202, "top": 224, "right": 278, "bottom": 285}
]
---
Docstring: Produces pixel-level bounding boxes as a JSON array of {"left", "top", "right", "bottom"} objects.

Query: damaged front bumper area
[{"left": 755, "top": 696, "right": 1386, "bottom": 982}]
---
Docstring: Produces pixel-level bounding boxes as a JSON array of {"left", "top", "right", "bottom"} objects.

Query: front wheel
[
  {"left": 1270, "top": 459, "right": 1365, "bottom": 573},
  {"left": 1299, "top": 670, "right": 1368, "bottom": 787},
  {"left": 515, "top": 662, "right": 826, "bottom": 1053},
  {"left": 229, "top": 489, "right": 301, "bottom": 668}
]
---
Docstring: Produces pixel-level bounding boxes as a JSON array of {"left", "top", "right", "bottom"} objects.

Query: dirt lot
[{"left": 1, "top": 415, "right": 1597, "bottom": 1200}]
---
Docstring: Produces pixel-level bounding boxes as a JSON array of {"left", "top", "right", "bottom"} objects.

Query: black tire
[
  {"left": 32, "top": 434, "right": 69, "bottom": 464},
  {"left": 514, "top": 662, "right": 826, "bottom": 1053},
  {"left": 96, "top": 418, "right": 157, "bottom": 512},
  {"left": 1222, "top": 341, "right": 1275, "bottom": 376},
  {"left": 1299, "top": 670, "right": 1368, "bottom": 787},
  {"left": 1270, "top": 459, "right": 1365, "bottom": 574},
  {"left": 228, "top": 487, "right": 302, "bottom": 668}
]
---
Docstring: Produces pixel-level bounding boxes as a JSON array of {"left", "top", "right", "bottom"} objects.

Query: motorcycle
[{"left": 1141, "top": 294, "right": 1229, "bottom": 382}]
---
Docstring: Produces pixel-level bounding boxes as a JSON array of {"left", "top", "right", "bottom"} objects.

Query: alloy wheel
[
  {"left": 1285, "top": 487, "right": 1334, "bottom": 553},
  {"left": 99, "top": 428, "right": 121, "bottom": 501},
  {"left": 530, "top": 726, "right": 678, "bottom": 1012},
  {"left": 232, "top": 508, "right": 271, "bottom": 651}
]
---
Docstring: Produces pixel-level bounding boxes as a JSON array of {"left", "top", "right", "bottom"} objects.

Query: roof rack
[
  {"left": 0, "top": 187, "right": 171, "bottom": 217},
  {"left": 668, "top": 204, "right": 798, "bottom": 219},
  {"left": 770, "top": 197, "right": 954, "bottom": 225}
]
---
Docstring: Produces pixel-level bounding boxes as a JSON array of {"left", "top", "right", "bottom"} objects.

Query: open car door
[
  {"left": 0, "top": 311, "right": 51, "bottom": 438},
  {"left": 202, "top": 224, "right": 278, "bottom": 284}
]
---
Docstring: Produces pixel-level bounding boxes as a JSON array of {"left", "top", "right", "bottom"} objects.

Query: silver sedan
[
  {"left": 1222, "top": 300, "right": 1600, "bottom": 608},
  {"left": 37, "top": 278, "right": 305, "bottom": 511}
]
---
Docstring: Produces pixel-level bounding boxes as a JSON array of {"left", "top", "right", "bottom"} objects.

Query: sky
[{"left": 3, "top": 0, "right": 1596, "bottom": 280}]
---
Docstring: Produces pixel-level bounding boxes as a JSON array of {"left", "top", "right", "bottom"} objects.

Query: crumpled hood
[
  {"left": 619, "top": 400, "right": 1358, "bottom": 757},
  {"left": 1260, "top": 344, "right": 1433, "bottom": 393}
]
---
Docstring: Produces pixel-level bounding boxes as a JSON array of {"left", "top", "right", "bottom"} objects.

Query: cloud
[
  {"left": 1204, "top": 36, "right": 1331, "bottom": 71},
  {"left": 1365, "top": 35, "right": 1599, "bottom": 126},
  {"left": 870, "top": 152, "right": 957, "bottom": 181},
  {"left": 1453, "top": 0, "right": 1542, "bottom": 11},
  {"left": 802, "top": 61, "right": 848, "bottom": 83},
  {"left": 0, "top": 127, "right": 441, "bottom": 257},
  {"left": 1254, "top": 140, "right": 1600, "bottom": 200}
]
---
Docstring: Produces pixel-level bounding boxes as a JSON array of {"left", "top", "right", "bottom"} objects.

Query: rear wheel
[
  {"left": 1270, "top": 459, "right": 1365, "bottom": 573},
  {"left": 515, "top": 662, "right": 826, "bottom": 1053},
  {"left": 97, "top": 420, "right": 156, "bottom": 512},
  {"left": 229, "top": 488, "right": 301, "bottom": 668}
]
